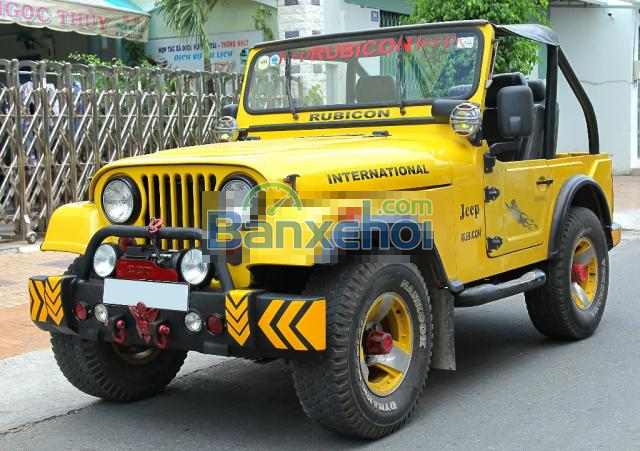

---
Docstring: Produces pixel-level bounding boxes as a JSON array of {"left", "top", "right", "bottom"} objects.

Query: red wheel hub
[
  {"left": 571, "top": 263, "right": 588, "bottom": 283},
  {"left": 365, "top": 329, "right": 393, "bottom": 355}
]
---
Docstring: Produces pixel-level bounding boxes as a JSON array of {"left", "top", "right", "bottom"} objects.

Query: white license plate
[{"left": 103, "top": 278, "right": 189, "bottom": 312}]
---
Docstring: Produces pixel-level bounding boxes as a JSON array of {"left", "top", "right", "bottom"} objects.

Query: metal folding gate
[{"left": 0, "top": 59, "right": 241, "bottom": 241}]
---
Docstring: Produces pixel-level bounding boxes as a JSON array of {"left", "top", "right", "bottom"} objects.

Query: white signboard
[{"left": 145, "top": 30, "right": 263, "bottom": 72}]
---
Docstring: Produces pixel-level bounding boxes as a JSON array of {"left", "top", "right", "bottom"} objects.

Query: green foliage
[
  {"left": 403, "top": 0, "right": 549, "bottom": 74},
  {"left": 123, "top": 40, "right": 155, "bottom": 68},
  {"left": 254, "top": 5, "right": 275, "bottom": 41},
  {"left": 304, "top": 84, "right": 324, "bottom": 107},
  {"left": 155, "top": 0, "right": 219, "bottom": 72}
]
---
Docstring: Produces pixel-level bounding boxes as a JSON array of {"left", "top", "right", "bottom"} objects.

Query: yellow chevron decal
[
  {"left": 277, "top": 301, "right": 306, "bottom": 351},
  {"left": 29, "top": 276, "right": 66, "bottom": 325},
  {"left": 225, "top": 290, "right": 253, "bottom": 346},
  {"left": 258, "top": 299, "right": 326, "bottom": 351},
  {"left": 295, "top": 300, "right": 326, "bottom": 351},
  {"left": 258, "top": 300, "right": 286, "bottom": 349}
]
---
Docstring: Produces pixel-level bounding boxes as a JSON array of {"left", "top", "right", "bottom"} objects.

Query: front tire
[
  {"left": 53, "top": 257, "right": 187, "bottom": 402},
  {"left": 291, "top": 262, "right": 433, "bottom": 439},
  {"left": 51, "top": 333, "right": 187, "bottom": 402},
  {"left": 525, "top": 207, "right": 609, "bottom": 339}
]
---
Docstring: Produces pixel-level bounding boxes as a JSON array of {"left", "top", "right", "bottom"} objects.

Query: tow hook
[
  {"left": 571, "top": 264, "right": 588, "bottom": 283},
  {"left": 154, "top": 322, "right": 171, "bottom": 349},
  {"left": 111, "top": 318, "right": 127, "bottom": 344},
  {"left": 364, "top": 329, "right": 393, "bottom": 355}
]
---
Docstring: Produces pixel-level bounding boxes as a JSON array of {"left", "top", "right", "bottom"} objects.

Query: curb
[{"left": 0, "top": 241, "right": 42, "bottom": 256}]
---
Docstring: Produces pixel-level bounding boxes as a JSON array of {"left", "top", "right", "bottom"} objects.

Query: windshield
[{"left": 244, "top": 28, "right": 482, "bottom": 114}]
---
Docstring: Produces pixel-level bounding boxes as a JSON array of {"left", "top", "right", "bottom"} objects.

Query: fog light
[
  {"left": 94, "top": 303, "right": 109, "bottom": 323},
  {"left": 184, "top": 311, "right": 203, "bottom": 333},
  {"left": 178, "top": 249, "right": 210, "bottom": 286},
  {"left": 73, "top": 302, "right": 88, "bottom": 321},
  {"left": 207, "top": 314, "right": 225, "bottom": 336},
  {"left": 93, "top": 243, "right": 118, "bottom": 278}
]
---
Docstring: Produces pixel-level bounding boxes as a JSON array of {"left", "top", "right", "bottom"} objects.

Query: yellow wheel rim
[
  {"left": 359, "top": 292, "right": 413, "bottom": 397},
  {"left": 571, "top": 238, "right": 598, "bottom": 311}
]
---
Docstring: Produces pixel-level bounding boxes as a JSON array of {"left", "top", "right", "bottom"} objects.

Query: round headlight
[
  {"left": 214, "top": 116, "right": 240, "bottom": 142},
  {"left": 102, "top": 178, "right": 139, "bottom": 224},
  {"left": 220, "top": 176, "right": 255, "bottom": 192},
  {"left": 179, "top": 249, "right": 210, "bottom": 286},
  {"left": 93, "top": 243, "right": 118, "bottom": 278}
]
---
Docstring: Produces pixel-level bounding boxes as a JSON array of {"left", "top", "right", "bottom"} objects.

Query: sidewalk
[
  {"left": 613, "top": 175, "right": 640, "bottom": 230},
  {"left": 0, "top": 250, "right": 75, "bottom": 359}
]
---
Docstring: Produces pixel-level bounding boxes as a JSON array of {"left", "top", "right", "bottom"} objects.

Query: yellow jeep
[{"left": 30, "top": 20, "right": 621, "bottom": 438}]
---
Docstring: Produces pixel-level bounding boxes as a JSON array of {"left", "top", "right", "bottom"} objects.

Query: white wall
[
  {"left": 323, "top": 0, "right": 379, "bottom": 35},
  {"left": 550, "top": 7, "right": 639, "bottom": 174}
]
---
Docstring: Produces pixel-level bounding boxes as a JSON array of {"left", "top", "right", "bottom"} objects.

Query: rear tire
[
  {"left": 525, "top": 207, "right": 609, "bottom": 339},
  {"left": 291, "top": 262, "right": 433, "bottom": 439}
]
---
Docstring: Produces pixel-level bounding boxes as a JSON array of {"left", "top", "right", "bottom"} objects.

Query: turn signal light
[
  {"left": 207, "top": 314, "right": 225, "bottom": 336},
  {"left": 73, "top": 302, "right": 88, "bottom": 321}
]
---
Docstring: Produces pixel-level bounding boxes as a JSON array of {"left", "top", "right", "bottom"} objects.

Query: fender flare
[{"left": 548, "top": 175, "right": 612, "bottom": 259}]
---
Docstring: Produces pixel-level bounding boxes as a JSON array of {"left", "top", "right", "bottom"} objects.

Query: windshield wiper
[
  {"left": 285, "top": 50, "right": 299, "bottom": 120},
  {"left": 396, "top": 35, "right": 406, "bottom": 116}
]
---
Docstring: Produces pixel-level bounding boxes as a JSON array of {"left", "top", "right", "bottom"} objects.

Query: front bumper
[
  {"left": 29, "top": 275, "right": 326, "bottom": 358},
  {"left": 29, "top": 225, "right": 326, "bottom": 359}
]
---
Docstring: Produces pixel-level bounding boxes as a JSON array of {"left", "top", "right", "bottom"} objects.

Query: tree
[
  {"left": 155, "top": 0, "right": 219, "bottom": 73},
  {"left": 403, "top": 0, "right": 549, "bottom": 74}
]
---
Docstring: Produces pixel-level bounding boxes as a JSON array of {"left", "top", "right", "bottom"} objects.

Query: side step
[{"left": 454, "top": 269, "right": 546, "bottom": 308}]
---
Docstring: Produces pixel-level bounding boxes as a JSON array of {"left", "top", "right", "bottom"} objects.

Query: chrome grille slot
[{"left": 142, "top": 172, "right": 215, "bottom": 249}]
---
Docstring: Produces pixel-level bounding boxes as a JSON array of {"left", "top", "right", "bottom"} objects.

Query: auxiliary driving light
[
  {"left": 184, "top": 311, "right": 203, "bottom": 333},
  {"left": 178, "top": 249, "right": 211, "bottom": 286},
  {"left": 94, "top": 303, "right": 109, "bottom": 323},
  {"left": 93, "top": 243, "right": 118, "bottom": 278}
]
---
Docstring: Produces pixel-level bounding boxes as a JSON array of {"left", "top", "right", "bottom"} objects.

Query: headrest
[
  {"left": 486, "top": 72, "right": 527, "bottom": 107},
  {"left": 527, "top": 79, "right": 546, "bottom": 102},
  {"left": 355, "top": 75, "right": 398, "bottom": 104},
  {"left": 448, "top": 84, "right": 472, "bottom": 97}
]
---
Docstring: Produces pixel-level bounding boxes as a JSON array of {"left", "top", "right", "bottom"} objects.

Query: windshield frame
[{"left": 242, "top": 25, "right": 485, "bottom": 116}]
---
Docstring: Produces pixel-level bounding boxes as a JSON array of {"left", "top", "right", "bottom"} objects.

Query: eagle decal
[{"left": 505, "top": 199, "right": 538, "bottom": 231}]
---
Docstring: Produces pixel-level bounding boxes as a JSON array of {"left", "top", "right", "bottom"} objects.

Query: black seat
[
  {"left": 483, "top": 73, "right": 528, "bottom": 161},
  {"left": 516, "top": 80, "right": 546, "bottom": 160}
]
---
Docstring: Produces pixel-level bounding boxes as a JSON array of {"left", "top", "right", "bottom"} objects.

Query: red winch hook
[
  {"left": 155, "top": 324, "right": 171, "bottom": 350},
  {"left": 148, "top": 217, "right": 163, "bottom": 235},
  {"left": 112, "top": 319, "right": 127, "bottom": 344}
]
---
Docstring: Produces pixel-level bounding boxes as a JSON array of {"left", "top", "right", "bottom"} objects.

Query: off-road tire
[
  {"left": 291, "top": 262, "right": 433, "bottom": 439},
  {"left": 525, "top": 207, "right": 609, "bottom": 339},
  {"left": 51, "top": 258, "right": 187, "bottom": 402}
]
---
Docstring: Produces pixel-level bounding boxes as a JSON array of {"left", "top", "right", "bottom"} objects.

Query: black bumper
[{"left": 29, "top": 226, "right": 326, "bottom": 359}]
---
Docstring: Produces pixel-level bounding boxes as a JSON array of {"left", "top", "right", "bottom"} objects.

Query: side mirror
[
  {"left": 220, "top": 103, "right": 238, "bottom": 119},
  {"left": 431, "top": 99, "right": 465, "bottom": 123},
  {"left": 497, "top": 86, "right": 534, "bottom": 139}
]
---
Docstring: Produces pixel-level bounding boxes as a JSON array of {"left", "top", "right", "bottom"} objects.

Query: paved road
[{"left": 1, "top": 234, "right": 639, "bottom": 450}]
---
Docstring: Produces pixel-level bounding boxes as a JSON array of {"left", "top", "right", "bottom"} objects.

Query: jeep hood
[{"left": 95, "top": 134, "right": 456, "bottom": 191}]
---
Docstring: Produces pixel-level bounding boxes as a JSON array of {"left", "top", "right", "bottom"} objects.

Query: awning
[{"left": 0, "top": 0, "right": 150, "bottom": 42}]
